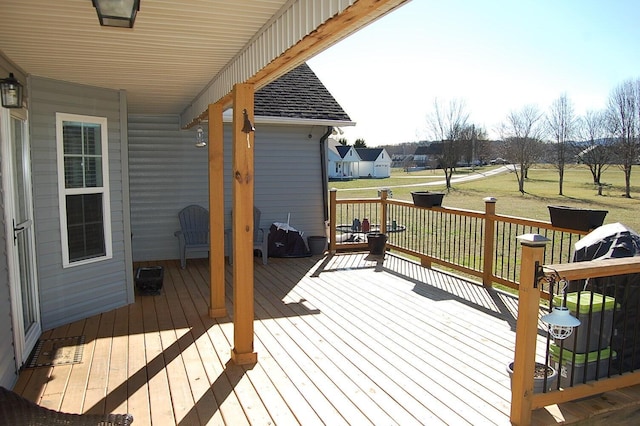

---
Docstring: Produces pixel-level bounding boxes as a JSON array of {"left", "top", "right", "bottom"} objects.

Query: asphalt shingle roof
[
  {"left": 356, "top": 148, "right": 383, "bottom": 161},
  {"left": 414, "top": 144, "right": 442, "bottom": 155},
  {"left": 255, "top": 63, "right": 351, "bottom": 122},
  {"left": 336, "top": 145, "right": 352, "bottom": 158}
]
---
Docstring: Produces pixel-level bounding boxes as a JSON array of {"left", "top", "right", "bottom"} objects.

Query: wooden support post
[
  {"left": 329, "top": 188, "right": 337, "bottom": 254},
  {"left": 379, "top": 189, "right": 388, "bottom": 235},
  {"left": 231, "top": 83, "right": 257, "bottom": 365},
  {"left": 510, "top": 234, "right": 549, "bottom": 426},
  {"left": 208, "top": 103, "right": 227, "bottom": 318},
  {"left": 483, "top": 197, "right": 497, "bottom": 288}
]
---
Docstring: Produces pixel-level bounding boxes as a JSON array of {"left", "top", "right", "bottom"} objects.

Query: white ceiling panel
[{"left": 0, "top": 0, "right": 290, "bottom": 114}]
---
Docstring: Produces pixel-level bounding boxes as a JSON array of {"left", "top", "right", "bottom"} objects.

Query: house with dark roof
[
  {"left": 327, "top": 137, "right": 361, "bottom": 180},
  {"left": 355, "top": 148, "right": 392, "bottom": 178},
  {"left": 413, "top": 143, "right": 442, "bottom": 168}
]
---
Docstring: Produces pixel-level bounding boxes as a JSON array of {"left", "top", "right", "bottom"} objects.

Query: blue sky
[{"left": 308, "top": 0, "right": 640, "bottom": 146}]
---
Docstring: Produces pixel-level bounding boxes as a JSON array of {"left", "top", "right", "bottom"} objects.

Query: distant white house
[
  {"left": 327, "top": 137, "right": 361, "bottom": 179},
  {"left": 355, "top": 148, "right": 392, "bottom": 178}
]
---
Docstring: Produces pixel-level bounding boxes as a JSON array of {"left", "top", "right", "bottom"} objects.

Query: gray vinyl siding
[
  {"left": 128, "top": 115, "right": 210, "bottom": 262},
  {"left": 129, "top": 115, "right": 327, "bottom": 262},
  {"left": 254, "top": 125, "right": 327, "bottom": 237},
  {"left": 29, "top": 76, "right": 132, "bottom": 330}
]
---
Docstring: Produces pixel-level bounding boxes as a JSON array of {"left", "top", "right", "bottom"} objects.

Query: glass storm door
[{"left": 2, "top": 110, "right": 41, "bottom": 365}]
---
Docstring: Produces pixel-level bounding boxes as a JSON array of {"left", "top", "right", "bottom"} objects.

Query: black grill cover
[
  {"left": 572, "top": 222, "right": 640, "bottom": 372},
  {"left": 573, "top": 222, "right": 640, "bottom": 262},
  {"left": 268, "top": 224, "right": 311, "bottom": 258}
]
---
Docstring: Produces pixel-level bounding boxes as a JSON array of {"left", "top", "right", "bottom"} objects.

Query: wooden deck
[{"left": 13, "top": 253, "right": 640, "bottom": 425}]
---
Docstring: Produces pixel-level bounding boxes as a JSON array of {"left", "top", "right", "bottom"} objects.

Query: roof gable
[
  {"left": 356, "top": 148, "right": 385, "bottom": 161},
  {"left": 255, "top": 63, "right": 351, "bottom": 121},
  {"left": 336, "top": 145, "right": 352, "bottom": 158}
]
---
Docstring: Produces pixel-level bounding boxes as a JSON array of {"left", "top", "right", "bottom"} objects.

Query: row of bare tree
[{"left": 425, "top": 78, "right": 640, "bottom": 197}]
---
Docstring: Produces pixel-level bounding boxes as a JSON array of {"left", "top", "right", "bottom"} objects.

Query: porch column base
[
  {"left": 231, "top": 348, "right": 258, "bottom": 365},
  {"left": 208, "top": 307, "right": 227, "bottom": 318}
]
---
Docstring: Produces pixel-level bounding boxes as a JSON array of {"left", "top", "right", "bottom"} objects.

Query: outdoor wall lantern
[
  {"left": 195, "top": 126, "right": 207, "bottom": 148},
  {"left": 1, "top": 73, "right": 23, "bottom": 108},
  {"left": 93, "top": 0, "right": 140, "bottom": 28},
  {"left": 541, "top": 279, "right": 581, "bottom": 340}
]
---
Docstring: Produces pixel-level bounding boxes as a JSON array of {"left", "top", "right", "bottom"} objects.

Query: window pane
[
  {"left": 64, "top": 157, "right": 84, "bottom": 188},
  {"left": 66, "top": 194, "right": 106, "bottom": 262},
  {"left": 63, "top": 121, "right": 102, "bottom": 189},
  {"left": 83, "top": 124, "right": 101, "bottom": 155},
  {"left": 63, "top": 123, "right": 83, "bottom": 155},
  {"left": 84, "top": 157, "right": 102, "bottom": 187}
]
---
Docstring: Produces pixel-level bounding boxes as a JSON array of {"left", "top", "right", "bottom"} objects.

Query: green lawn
[{"left": 330, "top": 165, "right": 640, "bottom": 231}]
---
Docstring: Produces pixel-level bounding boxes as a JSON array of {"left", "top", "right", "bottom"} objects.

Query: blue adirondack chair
[{"left": 174, "top": 204, "right": 209, "bottom": 269}]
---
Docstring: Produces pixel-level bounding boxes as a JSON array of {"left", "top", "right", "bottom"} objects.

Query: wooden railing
[
  {"left": 329, "top": 189, "right": 586, "bottom": 290},
  {"left": 511, "top": 239, "right": 640, "bottom": 425},
  {"left": 329, "top": 189, "right": 640, "bottom": 424}
]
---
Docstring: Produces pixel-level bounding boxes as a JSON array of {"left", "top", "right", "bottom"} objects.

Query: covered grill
[{"left": 571, "top": 223, "right": 640, "bottom": 372}]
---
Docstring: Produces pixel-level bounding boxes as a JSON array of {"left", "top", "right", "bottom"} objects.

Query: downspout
[{"left": 320, "top": 126, "right": 333, "bottom": 223}]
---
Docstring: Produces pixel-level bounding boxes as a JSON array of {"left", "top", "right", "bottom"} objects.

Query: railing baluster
[{"left": 330, "top": 190, "right": 587, "bottom": 289}]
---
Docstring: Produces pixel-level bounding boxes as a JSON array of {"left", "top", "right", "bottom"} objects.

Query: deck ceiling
[
  {"left": 0, "top": 0, "right": 289, "bottom": 115},
  {"left": 0, "top": 0, "right": 408, "bottom": 125}
]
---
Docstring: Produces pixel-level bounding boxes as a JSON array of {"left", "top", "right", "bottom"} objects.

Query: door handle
[{"left": 13, "top": 219, "right": 26, "bottom": 243}]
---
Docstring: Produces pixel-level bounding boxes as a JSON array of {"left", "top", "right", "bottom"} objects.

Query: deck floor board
[{"left": 12, "top": 254, "right": 640, "bottom": 425}]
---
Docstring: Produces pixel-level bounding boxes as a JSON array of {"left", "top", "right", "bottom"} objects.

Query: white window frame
[{"left": 56, "top": 113, "right": 112, "bottom": 267}]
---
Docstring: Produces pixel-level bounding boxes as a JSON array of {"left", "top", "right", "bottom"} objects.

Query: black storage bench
[{"left": 135, "top": 266, "right": 164, "bottom": 295}]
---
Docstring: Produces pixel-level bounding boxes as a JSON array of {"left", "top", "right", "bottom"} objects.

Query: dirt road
[{"left": 338, "top": 165, "right": 513, "bottom": 191}]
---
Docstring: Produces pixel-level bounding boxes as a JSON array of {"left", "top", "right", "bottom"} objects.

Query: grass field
[{"left": 330, "top": 164, "right": 640, "bottom": 231}]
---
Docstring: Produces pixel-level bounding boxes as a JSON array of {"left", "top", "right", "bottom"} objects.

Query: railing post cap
[
  {"left": 516, "top": 233, "right": 550, "bottom": 246},
  {"left": 483, "top": 196, "right": 497, "bottom": 203},
  {"left": 330, "top": 188, "right": 338, "bottom": 192}
]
